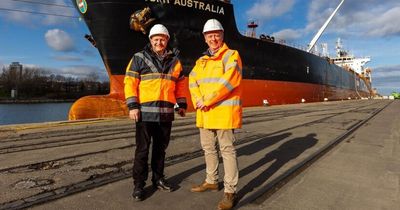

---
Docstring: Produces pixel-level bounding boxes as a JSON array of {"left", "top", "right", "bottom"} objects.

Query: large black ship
[{"left": 70, "top": 0, "right": 373, "bottom": 120}]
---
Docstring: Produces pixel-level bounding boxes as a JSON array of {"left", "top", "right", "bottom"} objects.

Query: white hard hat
[
  {"left": 149, "top": 24, "right": 170, "bottom": 39},
  {"left": 203, "top": 19, "right": 224, "bottom": 33}
]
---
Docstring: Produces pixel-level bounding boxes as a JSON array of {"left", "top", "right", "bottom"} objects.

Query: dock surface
[{"left": 0, "top": 100, "right": 398, "bottom": 210}]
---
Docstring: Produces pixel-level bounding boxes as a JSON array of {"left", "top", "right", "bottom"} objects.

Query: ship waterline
[{"left": 68, "top": 77, "right": 369, "bottom": 120}]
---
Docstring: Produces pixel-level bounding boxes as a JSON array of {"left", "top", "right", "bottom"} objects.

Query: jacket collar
[
  {"left": 144, "top": 43, "right": 179, "bottom": 60},
  {"left": 202, "top": 43, "right": 229, "bottom": 59}
]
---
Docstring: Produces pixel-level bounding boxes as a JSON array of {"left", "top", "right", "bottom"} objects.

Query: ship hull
[{"left": 69, "top": 0, "right": 371, "bottom": 120}]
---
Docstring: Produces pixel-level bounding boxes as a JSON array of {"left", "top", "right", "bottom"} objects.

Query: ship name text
[{"left": 145, "top": 0, "right": 225, "bottom": 15}]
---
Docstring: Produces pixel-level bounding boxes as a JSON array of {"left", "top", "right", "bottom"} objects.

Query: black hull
[{"left": 69, "top": 0, "right": 371, "bottom": 119}]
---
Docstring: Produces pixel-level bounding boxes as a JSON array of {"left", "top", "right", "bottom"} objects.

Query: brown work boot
[
  {"left": 190, "top": 181, "right": 218, "bottom": 192},
  {"left": 217, "top": 193, "right": 236, "bottom": 210}
]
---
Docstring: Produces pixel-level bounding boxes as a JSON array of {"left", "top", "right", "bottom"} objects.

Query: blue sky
[{"left": 1, "top": 0, "right": 399, "bottom": 95}]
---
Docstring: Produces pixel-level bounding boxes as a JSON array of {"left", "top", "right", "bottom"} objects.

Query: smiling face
[
  {"left": 150, "top": 34, "right": 169, "bottom": 54},
  {"left": 204, "top": 30, "right": 224, "bottom": 52}
]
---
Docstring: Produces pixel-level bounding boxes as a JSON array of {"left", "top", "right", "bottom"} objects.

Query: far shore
[{"left": 0, "top": 99, "right": 76, "bottom": 104}]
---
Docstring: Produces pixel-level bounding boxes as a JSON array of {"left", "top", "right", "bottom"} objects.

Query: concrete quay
[
  {"left": 245, "top": 99, "right": 400, "bottom": 210},
  {"left": 0, "top": 99, "right": 397, "bottom": 210}
]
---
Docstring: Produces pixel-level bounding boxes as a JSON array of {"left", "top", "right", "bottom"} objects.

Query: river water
[{"left": 0, "top": 103, "right": 73, "bottom": 126}]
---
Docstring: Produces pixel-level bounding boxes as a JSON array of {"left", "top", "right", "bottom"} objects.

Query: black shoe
[
  {"left": 132, "top": 186, "right": 145, "bottom": 201},
  {"left": 153, "top": 178, "right": 175, "bottom": 192}
]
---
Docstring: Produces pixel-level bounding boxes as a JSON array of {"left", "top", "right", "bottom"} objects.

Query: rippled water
[{"left": 0, "top": 103, "right": 73, "bottom": 125}]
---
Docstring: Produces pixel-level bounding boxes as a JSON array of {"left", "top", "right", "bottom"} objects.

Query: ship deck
[{"left": 0, "top": 99, "right": 399, "bottom": 210}]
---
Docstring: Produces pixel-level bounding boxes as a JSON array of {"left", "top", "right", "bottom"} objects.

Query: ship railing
[
  {"left": 256, "top": 35, "right": 308, "bottom": 51},
  {"left": 271, "top": 36, "right": 324, "bottom": 55},
  {"left": 248, "top": 33, "right": 329, "bottom": 57}
]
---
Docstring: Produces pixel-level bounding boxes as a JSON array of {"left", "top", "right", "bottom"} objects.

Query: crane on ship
[{"left": 307, "top": 0, "right": 345, "bottom": 53}]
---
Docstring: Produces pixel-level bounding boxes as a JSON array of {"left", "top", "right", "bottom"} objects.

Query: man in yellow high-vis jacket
[
  {"left": 189, "top": 19, "right": 242, "bottom": 210},
  {"left": 124, "top": 24, "right": 187, "bottom": 201}
]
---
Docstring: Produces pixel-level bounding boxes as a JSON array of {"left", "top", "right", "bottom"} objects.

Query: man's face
[
  {"left": 150, "top": 34, "right": 169, "bottom": 53},
  {"left": 204, "top": 31, "right": 224, "bottom": 52}
]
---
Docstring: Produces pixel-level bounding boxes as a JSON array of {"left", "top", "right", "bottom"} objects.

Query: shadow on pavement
[
  {"left": 168, "top": 132, "right": 292, "bottom": 190},
  {"left": 236, "top": 133, "right": 319, "bottom": 201}
]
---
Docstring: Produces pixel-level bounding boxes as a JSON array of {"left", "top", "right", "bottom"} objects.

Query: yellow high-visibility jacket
[
  {"left": 189, "top": 43, "right": 242, "bottom": 129},
  {"left": 124, "top": 44, "right": 187, "bottom": 122}
]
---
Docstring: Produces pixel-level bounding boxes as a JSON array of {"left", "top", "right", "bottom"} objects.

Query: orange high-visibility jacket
[
  {"left": 189, "top": 43, "right": 242, "bottom": 129},
  {"left": 124, "top": 44, "right": 187, "bottom": 122}
]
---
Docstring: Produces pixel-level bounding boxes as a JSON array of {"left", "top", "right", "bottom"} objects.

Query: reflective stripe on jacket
[
  {"left": 124, "top": 44, "right": 187, "bottom": 122},
  {"left": 189, "top": 43, "right": 242, "bottom": 129}
]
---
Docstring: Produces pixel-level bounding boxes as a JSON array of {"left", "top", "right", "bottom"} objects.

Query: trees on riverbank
[{"left": 0, "top": 65, "right": 109, "bottom": 100}]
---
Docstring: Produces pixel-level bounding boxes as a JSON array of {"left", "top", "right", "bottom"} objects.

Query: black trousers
[{"left": 132, "top": 121, "right": 172, "bottom": 187}]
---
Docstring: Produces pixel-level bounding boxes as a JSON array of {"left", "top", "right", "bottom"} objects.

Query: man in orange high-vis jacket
[
  {"left": 189, "top": 19, "right": 242, "bottom": 210},
  {"left": 124, "top": 24, "right": 187, "bottom": 201}
]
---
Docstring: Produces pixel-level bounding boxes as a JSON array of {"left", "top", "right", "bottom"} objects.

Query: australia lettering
[{"left": 144, "top": 0, "right": 225, "bottom": 15}]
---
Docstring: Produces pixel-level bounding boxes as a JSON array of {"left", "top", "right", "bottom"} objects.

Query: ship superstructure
[{"left": 331, "top": 38, "right": 372, "bottom": 81}]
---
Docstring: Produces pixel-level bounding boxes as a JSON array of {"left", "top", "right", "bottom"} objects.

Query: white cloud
[
  {"left": 246, "top": 0, "right": 295, "bottom": 22},
  {"left": 366, "top": 7, "right": 400, "bottom": 37},
  {"left": 3, "top": 64, "right": 108, "bottom": 81},
  {"left": 305, "top": 0, "right": 400, "bottom": 38},
  {"left": 259, "top": 0, "right": 400, "bottom": 57},
  {"left": 370, "top": 65, "right": 400, "bottom": 95},
  {"left": 39, "top": 0, "right": 76, "bottom": 25},
  {"left": 0, "top": 0, "right": 76, "bottom": 26},
  {"left": 0, "top": 62, "right": 45, "bottom": 70},
  {"left": 51, "top": 55, "right": 83, "bottom": 62},
  {"left": 58, "top": 65, "right": 108, "bottom": 81},
  {"left": 304, "top": 0, "right": 348, "bottom": 35},
  {"left": 22, "top": 64, "right": 40, "bottom": 69},
  {"left": 0, "top": 1, "right": 33, "bottom": 24},
  {"left": 45, "top": 29, "right": 75, "bottom": 52},
  {"left": 372, "top": 65, "right": 400, "bottom": 79},
  {"left": 271, "top": 29, "right": 302, "bottom": 41}
]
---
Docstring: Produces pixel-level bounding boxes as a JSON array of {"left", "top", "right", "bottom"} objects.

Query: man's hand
[
  {"left": 201, "top": 106, "right": 209, "bottom": 111},
  {"left": 177, "top": 108, "right": 186, "bottom": 117},
  {"left": 196, "top": 99, "right": 210, "bottom": 111},
  {"left": 196, "top": 99, "right": 206, "bottom": 110},
  {"left": 129, "top": 109, "right": 140, "bottom": 122}
]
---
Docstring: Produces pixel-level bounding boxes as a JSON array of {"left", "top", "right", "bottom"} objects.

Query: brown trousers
[{"left": 199, "top": 128, "right": 238, "bottom": 193}]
